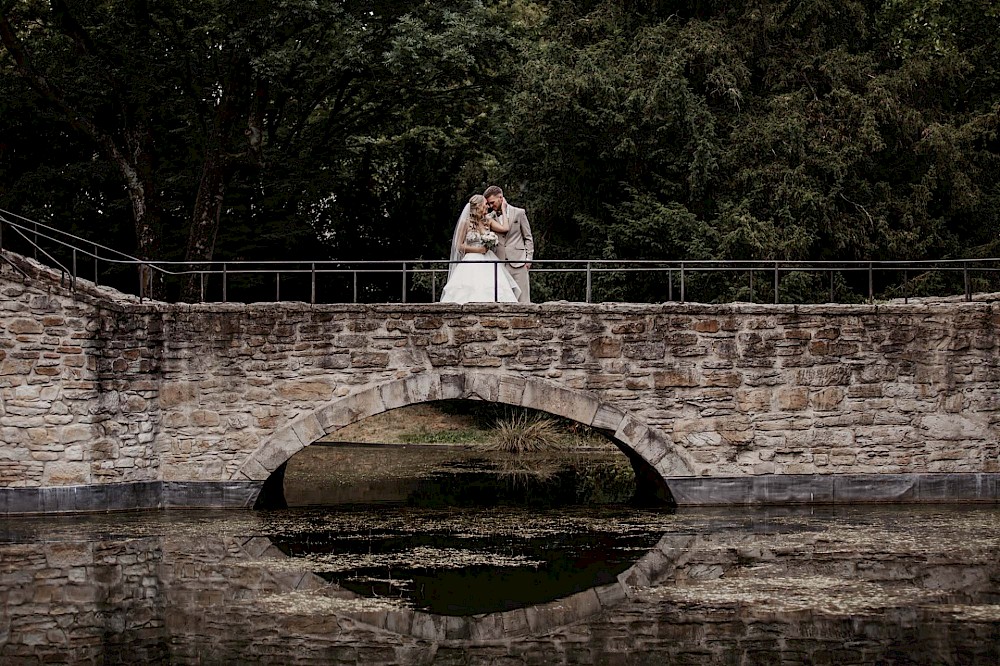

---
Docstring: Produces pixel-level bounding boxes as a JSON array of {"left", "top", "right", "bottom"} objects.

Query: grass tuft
[{"left": 488, "top": 411, "right": 565, "bottom": 453}]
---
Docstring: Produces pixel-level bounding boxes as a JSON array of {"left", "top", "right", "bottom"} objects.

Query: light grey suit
[{"left": 492, "top": 203, "right": 533, "bottom": 303}]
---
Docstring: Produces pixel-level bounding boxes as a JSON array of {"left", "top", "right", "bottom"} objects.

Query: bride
[{"left": 441, "top": 194, "right": 521, "bottom": 303}]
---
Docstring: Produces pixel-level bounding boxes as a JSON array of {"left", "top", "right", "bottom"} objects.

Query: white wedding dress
[{"left": 441, "top": 230, "right": 521, "bottom": 303}]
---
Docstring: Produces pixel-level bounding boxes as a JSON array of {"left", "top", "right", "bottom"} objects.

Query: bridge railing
[{"left": 2, "top": 208, "right": 998, "bottom": 305}]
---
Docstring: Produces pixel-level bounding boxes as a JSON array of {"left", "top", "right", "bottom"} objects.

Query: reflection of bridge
[
  {"left": 2, "top": 514, "right": 998, "bottom": 662},
  {"left": 1, "top": 250, "right": 999, "bottom": 514}
]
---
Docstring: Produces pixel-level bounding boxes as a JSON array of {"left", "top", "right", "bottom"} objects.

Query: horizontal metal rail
[{"left": 2, "top": 208, "right": 998, "bottom": 305}]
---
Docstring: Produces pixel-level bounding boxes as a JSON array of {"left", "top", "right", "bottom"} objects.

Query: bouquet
[{"left": 480, "top": 230, "right": 499, "bottom": 252}]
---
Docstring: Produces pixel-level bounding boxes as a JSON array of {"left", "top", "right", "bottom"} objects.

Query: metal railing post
[
  {"left": 680, "top": 262, "right": 686, "bottom": 303},
  {"left": 585, "top": 261, "right": 592, "bottom": 303},
  {"left": 749, "top": 270, "right": 754, "bottom": 303},
  {"left": 402, "top": 262, "right": 407, "bottom": 303},
  {"left": 353, "top": 271, "right": 358, "bottom": 304},
  {"left": 276, "top": 272, "right": 281, "bottom": 302},
  {"left": 668, "top": 269, "right": 673, "bottom": 301},
  {"left": 868, "top": 262, "right": 873, "bottom": 302},
  {"left": 200, "top": 272, "right": 205, "bottom": 303},
  {"left": 311, "top": 263, "right": 316, "bottom": 304},
  {"left": 904, "top": 269, "right": 908, "bottom": 304},
  {"left": 774, "top": 262, "right": 779, "bottom": 304},
  {"left": 964, "top": 262, "right": 971, "bottom": 301}
]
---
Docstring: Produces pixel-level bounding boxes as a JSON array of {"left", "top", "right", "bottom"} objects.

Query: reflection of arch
[
  {"left": 232, "top": 371, "right": 697, "bottom": 504},
  {"left": 240, "top": 532, "right": 696, "bottom": 640}
]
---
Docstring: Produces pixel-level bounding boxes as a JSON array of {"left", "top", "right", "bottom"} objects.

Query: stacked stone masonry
[{"left": 1, "top": 254, "right": 999, "bottom": 511}]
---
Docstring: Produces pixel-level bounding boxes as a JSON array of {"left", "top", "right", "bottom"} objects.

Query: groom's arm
[{"left": 521, "top": 209, "right": 534, "bottom": 265}]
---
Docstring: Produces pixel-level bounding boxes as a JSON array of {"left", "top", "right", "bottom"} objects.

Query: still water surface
[{"left": 0, "top": 449, "right": 998, "bottom": 664}]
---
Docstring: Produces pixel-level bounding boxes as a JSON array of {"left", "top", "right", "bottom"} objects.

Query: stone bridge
[{"left": 1, "top": 253, "right": 999, "bottom": 514}]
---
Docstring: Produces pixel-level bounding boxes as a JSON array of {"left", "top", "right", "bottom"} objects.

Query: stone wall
[
  {"left": 2, "top": 251, "right": 999, "bottom": 511},
  {"left": 0, "top": 260, "right": 160, "bottom": 493}
]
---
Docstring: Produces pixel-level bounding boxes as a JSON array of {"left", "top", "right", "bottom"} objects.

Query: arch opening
[
  {"left": 239, "top": 371, "right": 695, "bottom": 510},
  {"left": 264, "top": 399, "right": 653, "bottom": 510}
]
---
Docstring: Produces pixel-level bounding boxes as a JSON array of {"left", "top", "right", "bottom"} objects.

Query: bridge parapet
[{"left": 1, "top": 252, "right": 999, "bottom": 513}]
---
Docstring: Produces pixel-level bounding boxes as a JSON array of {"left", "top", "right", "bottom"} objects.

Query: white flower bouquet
[{"left": 480, "top": 230, "right": 499, "bottom": 252}]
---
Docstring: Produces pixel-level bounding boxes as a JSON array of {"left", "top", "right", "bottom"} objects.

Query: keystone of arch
[{"left": 234, "top": 370, "right": 696, "bottom": 482}]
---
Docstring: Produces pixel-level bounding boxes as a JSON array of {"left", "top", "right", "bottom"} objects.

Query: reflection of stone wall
[
  {"left": 3, "top": 252, "right": 1000, "bottom": 511},
  {"left": 4, "top": 527, "right": 996, "bottom": 664},
  {"left": 0, "top": 540, "right": 167, "bottom": 663}
]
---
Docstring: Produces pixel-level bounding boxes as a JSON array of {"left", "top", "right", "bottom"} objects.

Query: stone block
[
  {"left": 777, "top": 387, "right": 809, "bottom": 411},
  {"left": 59, "top": 424, "right": 93, "bottom": 444},
  {"left": 256, "top": 428, "right": 305, "bottom": 473},
  {"left": 499, "top": 608, "right": 530, "bottom": 636},
  {"left": 592, "top": 403, "right": 625, "bottom": 431},
  {"left": 233, "top": 456, "right": 271, "bottom": 481},
  {"left": 593, "top": 582, "right": 629, "bottom": 606},
  {"left": 654, "top": 445, "right": 695, "bottom": 477},
  {"left": 384, "top": 609, "right": 415, "bottom": 635},
  {"left": 653, "top": 368, "right": 699, "bottom": 388},
  {"left": 44, "top": 542, "right": 92, "bottom": 567},
  {"left": 619, "top": 547, "right": 673, "bottom": 588},
  {"left": 379, "top": 379, "right": 409, "bottom": 411},
  {"left": 811, "top": 387, "right": 846, "bottom": 411},
  {"left": 190, "top": 410, "right": 221, "bottom": 427},
  {"left": 630, "top": 430, "right": 668, "bottom": 467},
  {"left": 919, "top": 414, "right": 984, "bottom": 440},
  {"left": 277, "top": 380, "right": 334, "bottom": 402},
  {"left": 497, "top": 374, "right": 526, "bottom": 406},
  {"left": 704, "top": 371, "right": 742, "bottom": 387},
  {"left": 42, "top": 462, "right": 89, "bottom": 485},
  {"left": 159, "top": 382, "right": 198, "bottom": 407},
  {"left": 589, "top": 336, "right": 622, "bottom": 358},
  {"left": 468, "top": 613, "right": 505, "bottom": 641},
  {"left": 615, "top": 414, "right": 649, "bottom": 451},
  {"left": 291, "top": 414, "right": 324, "bottom": 446},
  {"left": 559, "top": 588, "right": 602, "bottom": 624},
  {"left": 522, "top": 378, "right": 599, "bottom": 424},
  {"left": 315, "top": 388, "right": 385, "bottom": 431},
  {"left": 409, "top": 613, "right": 445, "bottom": 641},
  {"left": 8, "top": 318, "right": 43, "bottom": 335},
  {"left": 438, "top": 372, "right": 467, "bottom": 399},
  {"left": 467, "top": 372, "right": 500, "bottom": 401},
  {"left": 736, "top": 388, "right": 773, "bottom": 412},
  {"left": 404, "top": 372, "right": 442, "bottom": 404}
]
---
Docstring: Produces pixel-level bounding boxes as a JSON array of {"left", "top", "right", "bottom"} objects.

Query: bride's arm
[{"left": 488, "top": 212, "right": 510, "bottom": 234}]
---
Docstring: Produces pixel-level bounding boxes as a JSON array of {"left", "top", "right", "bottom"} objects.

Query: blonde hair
[{"left": 468, "top": 194, "right": 487, "bottom": 229}]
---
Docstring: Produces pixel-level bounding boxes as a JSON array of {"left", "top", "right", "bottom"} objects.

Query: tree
[{"left": 1, "top": 0, "right": 518, "bottom": 299}]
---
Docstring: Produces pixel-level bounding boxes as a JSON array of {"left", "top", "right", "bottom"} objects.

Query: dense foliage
[{"left": 2, "top": 0, "right": 998, "bottom": 302}]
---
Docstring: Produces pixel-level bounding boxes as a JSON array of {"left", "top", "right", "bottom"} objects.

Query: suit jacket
[{"left": 492, "top": 204, "right": 534, "bottom": 268}]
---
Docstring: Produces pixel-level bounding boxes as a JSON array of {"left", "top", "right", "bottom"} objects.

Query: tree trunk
[
  {"left": 179, "top": 53, "right": 257, "bottom": 302},
  {"left": 181, "top": 146, "right": 228, "bottom": 302}
]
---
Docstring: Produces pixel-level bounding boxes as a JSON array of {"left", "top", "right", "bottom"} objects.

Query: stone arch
[{"left": 232, "top": 370, "right": 696, "bottom": 503}]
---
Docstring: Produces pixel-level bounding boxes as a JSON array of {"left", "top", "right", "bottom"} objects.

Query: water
[{"left": 0, "top": 447, "right": 998, "bottom": 664}]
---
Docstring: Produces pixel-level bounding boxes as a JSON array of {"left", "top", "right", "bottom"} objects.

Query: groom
[{"left": 484, "top": 185, "right": 533, "bottom": 303}]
